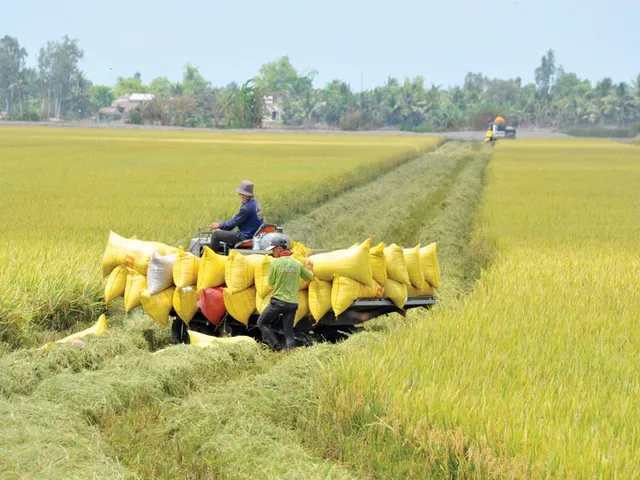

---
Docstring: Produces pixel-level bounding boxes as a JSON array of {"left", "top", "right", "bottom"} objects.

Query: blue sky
[{"left": 2, "top": 0, "right": 639, "bottom": 90}]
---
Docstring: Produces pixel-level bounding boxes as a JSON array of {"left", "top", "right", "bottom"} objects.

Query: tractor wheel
[{"left": 171, "top": 318, "right": 190, "bottom": 344}]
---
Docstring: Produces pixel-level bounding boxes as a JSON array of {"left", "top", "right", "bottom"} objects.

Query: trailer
[{"left": 171, "top": 227, "right": 438, "bottom": 346}]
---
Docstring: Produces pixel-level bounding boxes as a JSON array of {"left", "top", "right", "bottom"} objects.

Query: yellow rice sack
[
  {"left": 331, "top": 275, "right": 383, "bottom": 316},
  {"left": 105, "top": 264, "right": 127, "bottom": 304},
  {"left": 140, "top": 287, "right": 175, "bottom": 327},
  {"left": 291, "top": 241, "right": 312, "bottom": 262},
  {"left": 309, "top": 239, "right": 373, "bottom": 286},
  {"left": 173, "top": 247, "right": 200, "bottom": 288},
  {"left": 56, "top": 315, "right": 108, "bottom": 344},
  {"left": 124, "top": 268, "right": 147, "bottom": 313},
  {"left": 383, "top": 244, "right": 410, "bottom": 286},
  {"left": 197, "top": 246, "right": 227, "bottom": 292},
  {"left": 294, "top": 290, "right": 309, "bottom": 327},
  {"left": 407, "top": 282, "right": 436, "bottom": 296},
  {"left": 370, "top": 242, "right": 387, "bottom": 287},
  {"left": 254, "top": 255, "right": 311, "bottom": 298},
  {"left": 254, "top": 255, "right": 274, "bottom": 298},
  {"left": 223, "top": 286, "right": 256, "bottom": 326},
  {"left": 101, "top": 231, "right": 177, "bottom": 277},
  {"left": 256, "top": 290, "right": 309, "bottom": 327},
  {"left": 384, "top": 278, "right": 408, "bottom": 309},
  {"left": 188, "top": 330, "right": 256, "bottom": 348},
  {"left": 403, "top": 245, "right": 425, "bottom": 289},
  {"left": 419, "top": 243, "right": 440, "bottom": 289},
  {"left": 41, "top": 315, "right": 108, "bottom": 350},
  {"left": 173, "top": 286, "right": 199, "bottom": 324},
  {"left": 225, "top": 251, "right": 264, "bottom": 294},
  {"left": 308, "top": 280, "right": 332, "bottom": 322},
  {"left": 256, "top": 290, "right": 271, "bottom": 314}
]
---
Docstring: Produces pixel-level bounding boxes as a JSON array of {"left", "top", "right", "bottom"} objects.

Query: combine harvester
[
  {"left": 101, "top": 225, "right": 439, "bottom": 348},
  {"left": 486, "top": 115, "right": 517, "bottom": 144}
]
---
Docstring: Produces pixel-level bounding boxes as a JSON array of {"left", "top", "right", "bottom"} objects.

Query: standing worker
[
  {"left": 208, "top": 180, "right": 264, "bottom": 252},
  {"left": 257, "top": 234, "right": 314, "bottom": 351}
]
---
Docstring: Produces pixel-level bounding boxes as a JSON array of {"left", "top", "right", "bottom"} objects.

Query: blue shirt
[{"left": 219, "top": 198, "right": 264, "bottom": 239}]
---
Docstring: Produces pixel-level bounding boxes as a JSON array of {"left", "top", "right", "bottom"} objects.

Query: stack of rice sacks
[
  {"left": 306, "top": 239, "right": 440, "bottom": 324},
  {"left": 102, "top": 231, "right": 178, "bottom": 326},
  {"left": 102, "top": 231, "right": 440, "bottom": 328},
  {"left": 101, "top": 231, "right": 228, "bottom": 327}
]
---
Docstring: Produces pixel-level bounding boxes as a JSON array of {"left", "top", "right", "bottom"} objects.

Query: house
[
  {"left": 98, "top": 93, "right": 155, "bottom": 121},
  {"left": 262, "top": 93, "right": 284, "bottom": 123}
]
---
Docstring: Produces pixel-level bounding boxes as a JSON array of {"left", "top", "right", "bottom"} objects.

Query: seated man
[{"left": 208, "top": 180, "right": 264, "bottom": 252}]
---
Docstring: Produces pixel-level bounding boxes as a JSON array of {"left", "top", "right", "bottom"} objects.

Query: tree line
[{"left": 1, "top": 34, "right": 639, "bottom": 133}]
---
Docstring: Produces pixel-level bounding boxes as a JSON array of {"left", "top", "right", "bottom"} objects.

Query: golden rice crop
[
  {"left": 0, "top": 126, "right": 441, "bottom": 343},
  {"left": 311, "top": 138, "right": 640, "bottom": 478}
]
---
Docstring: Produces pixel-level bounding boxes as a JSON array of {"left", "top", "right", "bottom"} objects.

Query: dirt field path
[{"left": 0, "top": 119, "right": 568, "bottom": 140}]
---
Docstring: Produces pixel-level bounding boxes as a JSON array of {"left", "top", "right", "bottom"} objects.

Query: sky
[{"left": 2, "top": 0, "right": 639, "bottom": 91}]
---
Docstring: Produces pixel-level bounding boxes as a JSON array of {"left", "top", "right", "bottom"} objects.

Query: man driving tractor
[
  {"left": 208, "top": 180, "right": 264, "bottom": 252},
  {"left": 256, "top": 233, "right": 314, "bottom": 351}
]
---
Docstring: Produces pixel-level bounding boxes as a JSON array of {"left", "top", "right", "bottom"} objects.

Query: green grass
[
  {"left": 0, "top": 126, "right": 442, "bottom": 346},
  {"left": 308, "top": 139, "right": 640, "bottom": 478}
]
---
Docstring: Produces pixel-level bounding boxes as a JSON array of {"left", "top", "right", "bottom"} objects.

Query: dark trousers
[
  {"left": 257, "top": 297, "right": 298, "bottom": 351},
  {"left": 208, "top": 230, "right": 243, "bottom": 253}
]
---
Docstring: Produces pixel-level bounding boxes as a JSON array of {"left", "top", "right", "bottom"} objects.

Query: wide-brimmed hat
[{"left": 236, "top": 180, "right": 254, "bottom": 196}]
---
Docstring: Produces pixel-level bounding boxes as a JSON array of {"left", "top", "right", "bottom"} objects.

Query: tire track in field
[
  {"left": 283, "top": 142, "right": 476, "bottom": 249},
  {"left": 381, "top": 151, "right": 476, "bottom": 247}
]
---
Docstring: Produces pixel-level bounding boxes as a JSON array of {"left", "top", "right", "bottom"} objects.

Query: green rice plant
[
  {"left": 308, "top": 139, "right": 640, "bottom": 478},
  {"left": 0, "top": 127, "right": 441, "bottom": 345}
]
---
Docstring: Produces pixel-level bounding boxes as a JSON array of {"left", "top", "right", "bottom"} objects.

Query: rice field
[
  {"left": 3, "top": 129, "right": 637, "bottom": 478},
  {"left": 309, "top": 139, "right": 640, "bottom": 478},
  {"left": 0, "top": 139, "right": 486, "bottom": 479},
  {"left": 0, "top": 127, "right": 441, "bottom": 345}
]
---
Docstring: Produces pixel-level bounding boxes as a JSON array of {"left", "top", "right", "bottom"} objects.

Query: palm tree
[
  {"left": 9, "top": 81, "right": 24, "bottom": 119},
  {"left": 631, "top": 75, "right": 640, "bottom": 104}
]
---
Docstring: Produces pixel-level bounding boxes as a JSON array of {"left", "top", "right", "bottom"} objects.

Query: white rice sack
[{"left": 147, "top": 252, "right": 177, "bottom": 295}]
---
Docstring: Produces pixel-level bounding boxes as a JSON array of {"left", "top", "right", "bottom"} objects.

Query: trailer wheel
[
  {"left": 315, "top": 325, "right": 357, "bottom": 343},
  {"left": 171, "top": 318, "right": 190, "bottom": 344}
]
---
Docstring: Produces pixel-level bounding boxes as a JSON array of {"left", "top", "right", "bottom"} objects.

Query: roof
[{"left": 129, "top": 93, "right": 155, "bottom": 102}]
